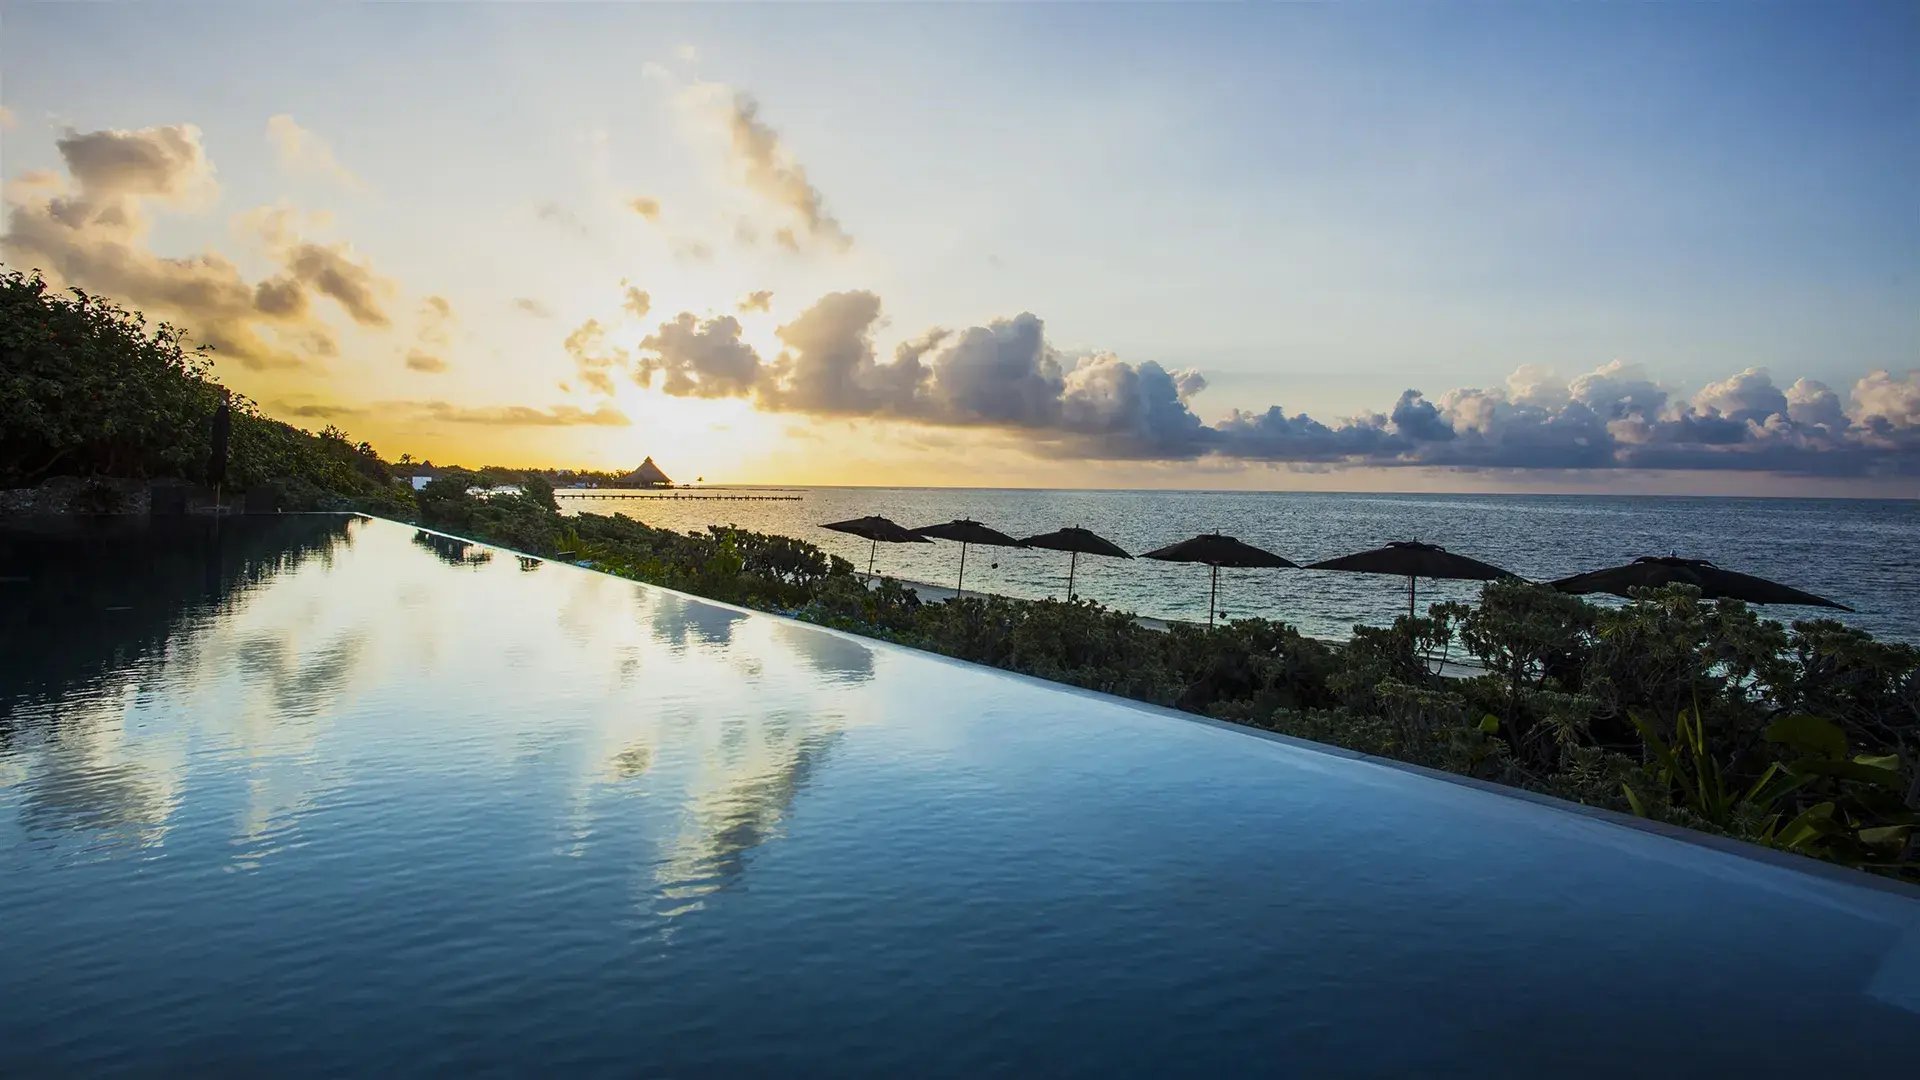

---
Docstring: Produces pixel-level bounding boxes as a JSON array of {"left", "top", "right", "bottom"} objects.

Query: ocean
[{"left": 559, "top": 488, "right": 1920, "bottom": 645}]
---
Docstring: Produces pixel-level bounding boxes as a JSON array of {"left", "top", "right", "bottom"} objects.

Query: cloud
[
  {"left": 1056, "top": 354, "right": 1213, "bottom": 459},
  {"left": 1, "top": 124, "right": 382, "bottom": 370},
  {"left": 271, "top": 399, "right": 362, "bottom": 421},
  {"left": 679, "top": 292, "right": 1203, "bottom": 458},
  {"left": 564, "top": 317, "right": 629, "bottom": 396},
  {"left": 252, "top": 275, "right": 308, "bottom": 318},
  {"left": 275, "top": 398, "right": 628, "bottom": 427},
  {"left": 672, "top": 239, "right": 713, "bottom": 263},
  {"left": 233, "top": 201, "right": 332, "bottom": 247},
  {"left": 636, "top": 312, "right": 762, "bottom": 398},
  {"left": 620, "top": 289, "right": 1920, "bottom": 476},
  {"left": 0, "top": 105, "right": 15, "bottom": 130},
  {"left": 923, "top": 314, "right": 1064, "bottom": 427},
  {"left": 233, "top": 198, "right": 396, "bottom": 330},
  {"left": 412, "top": 401, "right": 629, "bottom": 427},
  {"left": 1692, "top": 366, "right": 1789, "bottom": 422},
  {"left": 56, "top": 124, "right": 218, "bottom": 205},
  {"left": 686, "top": 85, "right": 851, "bottom": 252},
  {"left": 513, "top": 297, "right": 555, "bottom": 318},
  {"left": 266, "top": 114, "right": 364, "bottom": 191},
  {"left": 1569, "top": 359, "right": 1666, "bottom": 419},
  {"left": 1210, "top": 406, "right": 1397, "bottom": 464},
  {"left": 1389, "top": 390, "right": 1454, "bottom": 442},
  {"left": 622, "top": 284, "right": 651, "bottom": 319},
  {"left": 1852, "top": 369, "right": 1920, "bottom": 430},
  {"left": 738, "top": 289, "right": 773, "bottom": 313},
  {"left": 1785, "top": 378, "right": 1846, "bottom": 430},
  {"left": 757, "top": 290, "right": 915, "bottom": 416},
  {"left": 405, "top": 295, "right": 453, "bottom": 372},
  {"left": 1504, "top": 364, "right": 1569, "bottom": 409},
  {"left": 627, "top": 196, "right": 661, "bottom": 222},
  {"left": 283, "top": 241, "right": 392, "bottom": 326}
]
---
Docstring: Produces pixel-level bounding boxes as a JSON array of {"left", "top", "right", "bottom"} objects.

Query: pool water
[{"left": 3, "top": 514, "right": 1917, "bottom": 1074}]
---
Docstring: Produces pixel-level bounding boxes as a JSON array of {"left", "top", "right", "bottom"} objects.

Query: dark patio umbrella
[
  {"left": 1018, "top": 526, "right": 1131, "bottom": 601},
  {"left": 1551, "top": 556, "right": 1852, "bottom": 611},
  {"left": 207, "top": 390, "right": 231, "bottom": 504},
  {"left": 1307, "top": 540, "right": 1515, "bottom": 618},
  {"left": 1141, "top": 533, "right": 1296, "bottom": 627},
  {"left": 913, "top": 519, "right": 1025, "bottom": 599},
  {"left": 820, "top": 515, "right": 931, "bottom": 576}
]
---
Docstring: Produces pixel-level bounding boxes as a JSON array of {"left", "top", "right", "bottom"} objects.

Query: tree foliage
[
  {"left": 1, "top": 267, "right": 410, "bottom": 514},
  {"left": 2, "top": 269, "right": 220, "bottom": 483}
]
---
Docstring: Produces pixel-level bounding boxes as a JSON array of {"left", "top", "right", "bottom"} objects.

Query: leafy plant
[
  {"left": 2, "top": 266, "right": 409, "bottom": 514},
  {"left": 1621, "top": 706, "right": 1916, "bottom": 868},
  {"left": 1622, "top": 704, "right": 1809, "bottom": 832},
  {"left": 1759, "top": 713, "right": 1917, "bottom": 867}
]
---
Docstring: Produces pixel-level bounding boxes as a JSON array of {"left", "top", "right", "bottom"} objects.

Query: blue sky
[{"left": 2, "top": 2, "right": 1915, "bottom": 491}]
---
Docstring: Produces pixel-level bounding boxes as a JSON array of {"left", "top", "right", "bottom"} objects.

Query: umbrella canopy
[
  {"left": 821, "top": 515, "right": 928, "bottom": 544},
  {"left": 1308, "top": 541, "right": 1511, "bottom": 581},
  {"left": 1307, "top": 540, "right": 1516, "bottom": 618},
  {"left": 915, "top": 519, "right": 1025, "bottom": 547},
  {"left": 912, "top": 519, "right": 1026, "bottom": 599},
  {"left": 820, "top": 515, "right": 931, "bottom": 576},
  {"left": 1017, "top": 526, "right": 1131, "bottom": 601},
  {"left": 1141, "top": 533, "right": 1296, "bottom": 569},
  {"left": 1551, "top": 556, "right": 1853, "bottom": 611},
  {"left": 1142, "top": 533, "right": 1296, "bottom": 627},
  {"left": 1019, "top": 527, "right": 1130, "bottom": 559}
]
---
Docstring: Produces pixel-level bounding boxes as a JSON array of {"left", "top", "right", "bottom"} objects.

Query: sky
[{"left": 1, "top": 2, "right": 1916, "bottom": 495}]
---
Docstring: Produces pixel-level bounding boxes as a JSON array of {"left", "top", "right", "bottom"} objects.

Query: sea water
[{"left": 563, "top": 488, "right": 1920, "bottom": 643}]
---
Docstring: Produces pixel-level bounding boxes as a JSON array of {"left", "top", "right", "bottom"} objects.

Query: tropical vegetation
[{"left": 1, "top": 268, "right": 412, "bottom": 515}]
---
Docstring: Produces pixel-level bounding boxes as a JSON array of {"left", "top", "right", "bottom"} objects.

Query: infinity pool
[{"left": 3, "top": 514, "right": 1917, "bottom": 1074}]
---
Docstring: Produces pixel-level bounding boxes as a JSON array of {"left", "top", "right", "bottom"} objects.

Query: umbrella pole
[
  {"left": 1209, "top": 564, "right": 1219, "bottom": 628},
  {"left": 1407, "top": 575, "right": 1416, "bottom": 619},
  {"left": 868, "top": 538, "right": 877, "bottom": 578},
  {"left": 1068, "top": 550, "right": 1078, "bottom": 600},
  {"left": 957, "top": 542, "right": 967, "bottom": 599}
]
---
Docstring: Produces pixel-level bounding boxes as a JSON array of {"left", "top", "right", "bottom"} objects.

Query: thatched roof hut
[{"left": 622, "top": 457, "right": 673, "bottom": 487}]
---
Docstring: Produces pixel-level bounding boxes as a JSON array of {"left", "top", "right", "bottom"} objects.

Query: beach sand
[
  {"left": 864, "top": 574, "right": 1191, "bottom": 633},
  {"left": 859, "top": 574, "right": 1487, "bottom": 676}
]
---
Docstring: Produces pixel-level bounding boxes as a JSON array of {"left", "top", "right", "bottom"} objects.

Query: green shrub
[{"left": 2, "top": 266, "right": 415, "bottom": 517}]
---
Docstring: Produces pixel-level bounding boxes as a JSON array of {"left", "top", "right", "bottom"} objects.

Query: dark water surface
[
  {"left": 3, "top": 515, "right": 1918, "bottom": 1075},
  {"left": 566, "top": 489, "right": 1920, "bottom": 642}
]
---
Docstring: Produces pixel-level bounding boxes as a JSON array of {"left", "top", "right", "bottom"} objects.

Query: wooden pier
[{"left": 557, "top": 491, "right": 802, "bottom": 501}]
